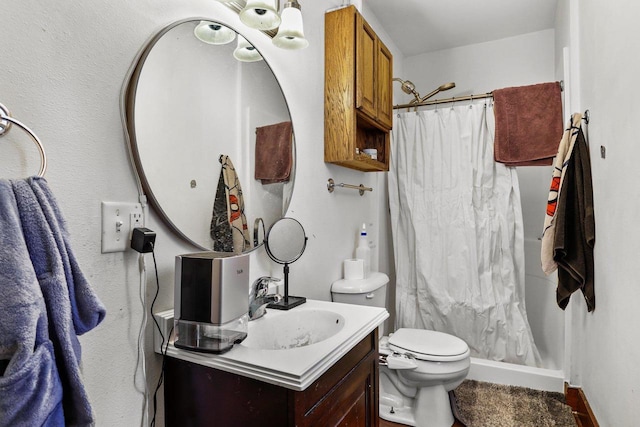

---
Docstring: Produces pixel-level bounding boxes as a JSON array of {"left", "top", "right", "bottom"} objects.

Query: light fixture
[
  {"left": 239, "top": 0, "right": 281, "bottom": 31},
  {"left": 272, "top": 1, "right": 308, "bottom": 49},
  {"left": 194, "top": 21, "right": 236, "bottom": 45},
  {"left": 217, "top": 0, "right": 308, "bottom": 50},
  {"left": 233, "top": 35, "right": 264, "bottom": 62}
]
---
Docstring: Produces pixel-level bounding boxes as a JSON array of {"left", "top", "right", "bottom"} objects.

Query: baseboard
[{"left": 565, "top": 383, "right": 599, "bottom": 427}]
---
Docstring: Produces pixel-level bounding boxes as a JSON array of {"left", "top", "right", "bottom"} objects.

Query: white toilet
[{"left": 331, "top": 273, "right": 470, "bottom": 427}]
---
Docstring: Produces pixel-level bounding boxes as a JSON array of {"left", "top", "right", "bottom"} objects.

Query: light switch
[{"left": 101, "top": 201, "right": 144, "bottom": 253}]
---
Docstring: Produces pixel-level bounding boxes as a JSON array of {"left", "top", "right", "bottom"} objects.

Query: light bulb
[
  {"left": 233, "top": 35, "right": 263, "bottom": 62},
  {"left": 273, "top": 2, "right": 308, "bottom": 50},
  {"left": 193, "top": 21, "right": 236, "bottom": 45},
  {"left": 239, "top": 0, "right": 281, "bottom": 30}
]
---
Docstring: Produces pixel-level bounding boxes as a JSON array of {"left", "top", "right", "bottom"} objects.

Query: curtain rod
[
  {"left": 393, "top": 92, "right": 493, "bottom": 110},
  {"left": 393, "top": 81, "right": 564, "bottom": 111}
]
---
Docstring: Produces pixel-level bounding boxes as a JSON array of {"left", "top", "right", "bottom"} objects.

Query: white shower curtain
[{"left": 389, "top": 102, "right": 541, "bottom": 367}]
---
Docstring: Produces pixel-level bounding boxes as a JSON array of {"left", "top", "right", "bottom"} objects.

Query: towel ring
[
  {"left": 0, "top": 103, "right": 47, "bottom": 177},
  {"left": 0, "top": 103, "right": 13, "bottom": 135}
]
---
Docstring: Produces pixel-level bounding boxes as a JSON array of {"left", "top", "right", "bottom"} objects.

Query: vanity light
[
  {"left": 272, "top": 1, "right": 308, "bottom": 50},
  {"left": 194, "top": 21, "right": 236, "bottom": 45},
  {"left": 233, "top": 35, "right": 264, "bottom": 62},
  {"left": 239, "top": 0, "right": 281, "bottom": 30},
  {"left": 217, "top": 0, "right": 308, "bottom": 49}
]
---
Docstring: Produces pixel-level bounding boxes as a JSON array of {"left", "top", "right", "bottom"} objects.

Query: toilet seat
[{"left": 388, "top": 328, "right": 469, "bottom": 362}]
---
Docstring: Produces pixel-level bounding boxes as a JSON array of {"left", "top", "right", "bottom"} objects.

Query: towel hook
[
  {"left": 0, "top": 102, "right": 47, "bottom": 177},
  {"left": 583, "top": 109, "right": 590, "bottom": 124}
]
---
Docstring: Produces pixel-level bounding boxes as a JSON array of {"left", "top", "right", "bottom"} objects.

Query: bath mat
[{"left": 451, "top": 380, "right": 577, "bottom": 427}]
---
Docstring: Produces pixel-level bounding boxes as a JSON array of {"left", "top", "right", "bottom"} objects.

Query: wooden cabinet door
[
  {"left": 376, "top": 41, "right": 393, "bottom": 130},
  {"left": 356, "top": 14, "right": 377, "bottom": 121},
  {"left": 301, "top": 349, "right": 377, "bottom": 427}
]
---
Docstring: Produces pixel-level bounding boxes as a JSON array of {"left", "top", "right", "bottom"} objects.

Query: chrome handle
[
  {"left": 251, "top": 276, "right": 279, "bottom": 298},
  {"left": 366, "top": 292, "right": 375, "bottom": 299}
]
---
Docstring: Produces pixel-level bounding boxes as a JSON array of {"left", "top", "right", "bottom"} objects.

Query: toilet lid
[{"left": 388, "top": 328, "right": 469, "bottom": 362}]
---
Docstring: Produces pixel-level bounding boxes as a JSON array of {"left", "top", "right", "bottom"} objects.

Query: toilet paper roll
[{"left": 343, "top": 258, "right": 365, "bottom": 280}]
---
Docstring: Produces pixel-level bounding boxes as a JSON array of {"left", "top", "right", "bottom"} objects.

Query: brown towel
[
  {"left": 553, "top": 129, "right": 595, "bottom": 311},
  {"left": 254, "top": 121, "right": 293, "bottom": 184},
  {"left": 493, "top": 82, "right": 563, "bottom": 166}
]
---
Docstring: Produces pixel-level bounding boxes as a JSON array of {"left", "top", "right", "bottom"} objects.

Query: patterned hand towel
[
  {"left": 493, "top": 82, "right": 563, "bottom": 166},
  {"left": 541, "top": 113, "right": 583, "bottom": 274},
  {"left": 210, "top": 155, "right": 250, "bottom": 253}
]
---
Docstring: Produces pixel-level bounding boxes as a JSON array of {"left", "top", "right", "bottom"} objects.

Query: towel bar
[
  {"left": 0, "top": 102, "right": 47, "bottom": 177},
  {"left": 327, "top": 178, "right": 372, "bottom": 196}
]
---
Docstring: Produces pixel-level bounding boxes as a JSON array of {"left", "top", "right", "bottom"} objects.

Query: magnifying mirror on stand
[{"left": 265, "top": 217, "right": 307, "bottom": 310}]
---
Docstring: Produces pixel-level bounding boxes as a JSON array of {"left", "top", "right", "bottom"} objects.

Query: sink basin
[
  {"left": 241, "top": 309, "right": 345, "bottom": 350},
  {"left": 155, "top": 300, "right": 389, "bottom": 390}
]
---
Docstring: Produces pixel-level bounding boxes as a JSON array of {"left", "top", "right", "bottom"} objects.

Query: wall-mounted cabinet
[{"left": 325, "top": 5, "right": 393, "bottom": 172}]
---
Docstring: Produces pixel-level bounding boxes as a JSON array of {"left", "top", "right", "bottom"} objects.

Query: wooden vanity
[{"left": 164, "top": 330, "right": 379, "bottom": 427}]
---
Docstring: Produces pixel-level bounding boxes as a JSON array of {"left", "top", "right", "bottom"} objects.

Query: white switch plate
[{"left": 101, "top": 201, "right": 144, "bottom": 253}]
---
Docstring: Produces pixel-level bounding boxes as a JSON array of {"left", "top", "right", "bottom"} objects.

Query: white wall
[
  {"left": 400, "top": 30, "right": 565, "bottom": 370},
  {"left": 14, "top": 0, "right": 640, "bottom": 425},
  {"left": 0, "top": 1, "right": 403, "bottom": 425},
  {"left": 555, "top": 0, "right": 640, "bottom": 425}
]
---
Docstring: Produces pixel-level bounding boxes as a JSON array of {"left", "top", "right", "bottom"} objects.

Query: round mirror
[
  {"left": 123, "top": 19, "right": 295, "bottom": 252},
  {"left": 264, "top": 217, "right": 307, "bottom": 264},
  {"left": 264, "top": 217, "right": 307, "bottom": 310}
]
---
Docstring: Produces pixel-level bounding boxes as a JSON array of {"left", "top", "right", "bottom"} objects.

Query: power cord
[
  {"left": 135, "top": 253, "right": 149, "bottom": 427},
  {"left": 131, "top": 229, "right": 168, "bottom": 427},
  {"left": 148, "top": 243, "right": 165, "bottom": 427}
]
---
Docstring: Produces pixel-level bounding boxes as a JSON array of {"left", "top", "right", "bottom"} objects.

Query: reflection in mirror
[
  {"left": 265, "top": 217, "right": 307, "bottom": 310},
  {"left": 124, "top": 19, "right": 295, "bottom": 252},
  {"left": 194, "top": 21, "right": 236, "bottom": 45},
  {"left": 234, "top": 35, "right": 264, "bottom": 62}
]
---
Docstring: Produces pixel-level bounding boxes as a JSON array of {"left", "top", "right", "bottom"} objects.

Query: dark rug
[{"left": 451, "top": 380, "right": 577, "bottom": 427}]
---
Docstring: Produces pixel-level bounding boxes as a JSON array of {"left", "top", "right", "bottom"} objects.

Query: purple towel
[
  {"left": 0, "top": 179, "right": 64, "bottom": 426},
  {"left": 28, "top": 177, "right": 106, "bottom": 335},
  {"left": 10, "top": 178, "right": 106, "bottom": 425}
]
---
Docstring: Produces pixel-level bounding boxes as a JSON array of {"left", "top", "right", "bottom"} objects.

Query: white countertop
[{"left": 154, "top": 300, "right": 388, "bottom": 391}]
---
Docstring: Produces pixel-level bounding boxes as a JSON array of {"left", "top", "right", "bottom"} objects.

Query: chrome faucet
[{"left": 249, "top": 276, "right": 282, "bottom": 320}]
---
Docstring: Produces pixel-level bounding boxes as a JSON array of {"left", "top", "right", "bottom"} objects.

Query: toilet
[{"left": 331, "top": 273, "right": 470, "bottom": 427}]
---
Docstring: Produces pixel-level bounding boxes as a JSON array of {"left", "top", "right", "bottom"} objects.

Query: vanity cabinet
[
  {"left": 325, "top": 5, "right": 393, "bottom": 172},
  {"left": 164, "top": 330, "right": 380, "bottom": 427}
]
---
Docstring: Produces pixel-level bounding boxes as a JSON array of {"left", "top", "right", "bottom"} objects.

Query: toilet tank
[{"left": 331, "top": 272, "right": 389, "bottom": 308}]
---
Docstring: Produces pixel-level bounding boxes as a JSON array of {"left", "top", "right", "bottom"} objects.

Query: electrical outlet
[
  {"left": 101, "top": 201, "right": 144, "bottom": 253},
  {"left": 130, "top": 211, "right": 144, "bottom": 235}
]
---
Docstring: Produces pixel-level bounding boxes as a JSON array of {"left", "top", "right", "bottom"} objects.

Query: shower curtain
[{"left": 389, "top": 102, "right": 541, "bottom": 367}]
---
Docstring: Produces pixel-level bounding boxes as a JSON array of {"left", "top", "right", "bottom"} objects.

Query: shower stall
[{"left": 387, "top": 32, "right": 567, "bottom": 390}]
